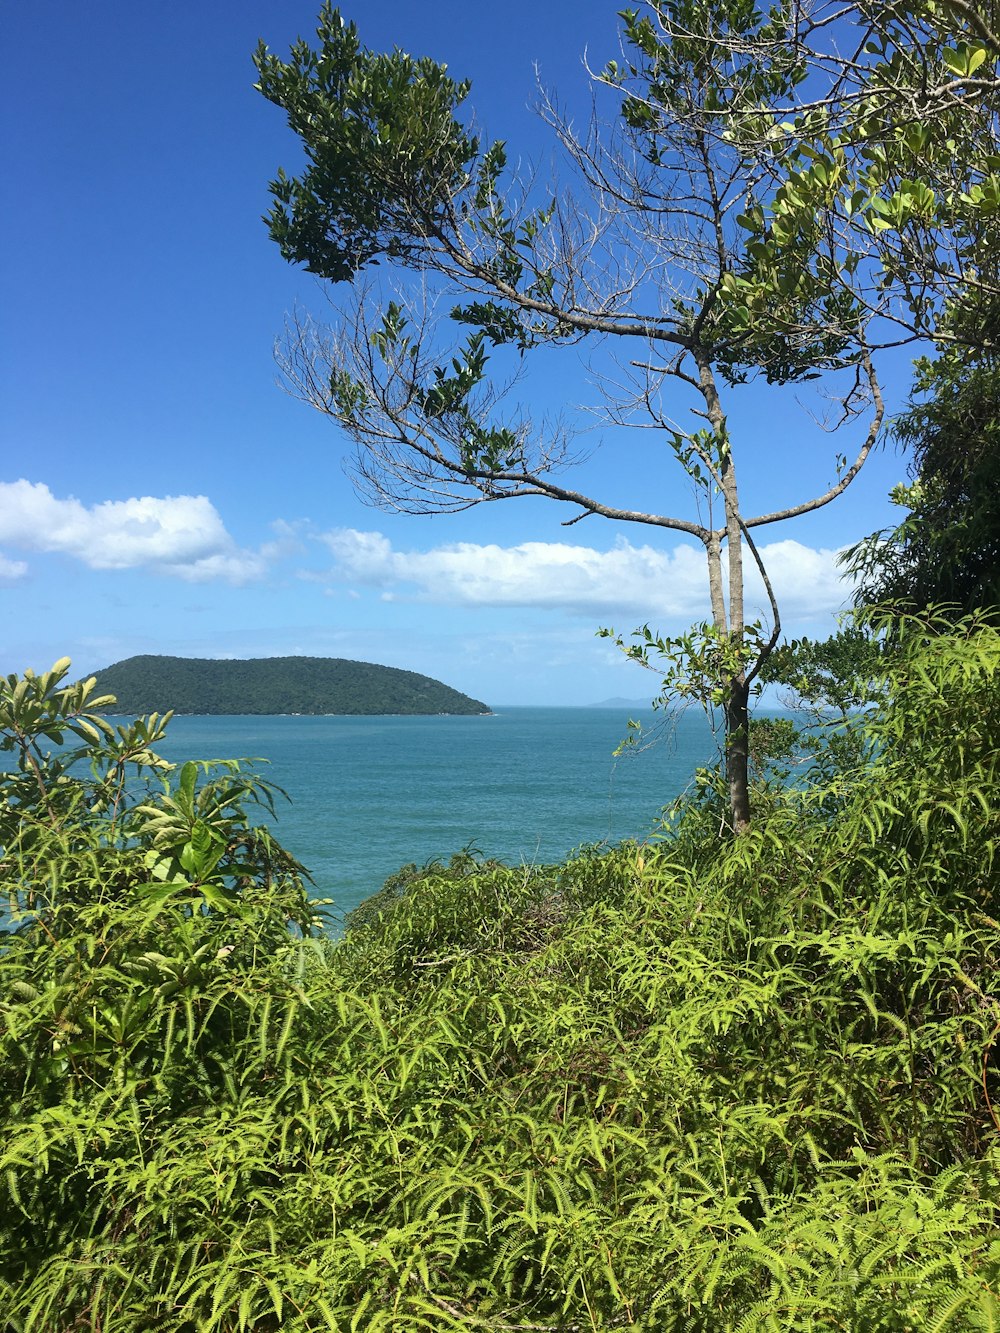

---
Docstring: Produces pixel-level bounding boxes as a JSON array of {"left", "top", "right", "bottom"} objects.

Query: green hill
[{"left": 88, "top": 654, "right": 491, "bottom": 716}]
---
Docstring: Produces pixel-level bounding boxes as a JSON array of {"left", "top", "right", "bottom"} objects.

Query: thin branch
[{"left": 745, "top": 352, "right": 884, "bottom": 529}]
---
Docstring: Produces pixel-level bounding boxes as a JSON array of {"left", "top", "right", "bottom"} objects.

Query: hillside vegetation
[
  {"left": 89, "top": 655, "right": 491, "bottom": 716},
  {"left": 2, "top": 618, "right": 1000, "bottom": 1329}
]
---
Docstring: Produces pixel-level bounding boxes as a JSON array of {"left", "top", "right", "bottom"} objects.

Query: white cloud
[
  {"left": 0, "top": 552, "right": 28, "bottom": 582},
  {"left": 315, "top": 528, "right": 850, "bottom": 622},
  {"left": 159, "top": 550, "right": 269, "bottom": 584},
  {"left": 0, "top": 480, "right": 266, "bottom": 584}
]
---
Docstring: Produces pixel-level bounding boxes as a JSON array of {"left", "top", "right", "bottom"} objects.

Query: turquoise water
[{"left": 156, "top": 707, "right": 720, "bottom": 920}]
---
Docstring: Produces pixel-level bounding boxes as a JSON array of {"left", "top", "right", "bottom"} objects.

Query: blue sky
[{"left": 2, "top": 1, "right": 916, "bottom": 706}]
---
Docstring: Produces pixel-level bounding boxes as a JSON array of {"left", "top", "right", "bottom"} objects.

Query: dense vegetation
[
  {"left": 2, "top": 617, "right": 1000, "bottom": 1329},
  {"left": 847, "top": 330, "right": 1000, "bottom": 619},
  {"left": 90, "top": 655, "right": 490, "bottom": 717}
]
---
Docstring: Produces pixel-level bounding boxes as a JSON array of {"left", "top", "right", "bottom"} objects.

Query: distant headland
[{"left": 89, "top": 655, "right": 491, "bottom": 717}]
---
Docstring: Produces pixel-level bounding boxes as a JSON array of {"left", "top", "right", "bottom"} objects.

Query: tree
[{"left": 254, "top": 2, "right": 1000, "bottom": 830}]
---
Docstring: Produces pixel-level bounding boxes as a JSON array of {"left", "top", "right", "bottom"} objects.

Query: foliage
[
  {"left": 761, "top": 624, "right": 886, "bottom": 715},
  {"left": 4, "top": 619, "right": 1000, "bottom": 1327},
  {"left": 847, "top": 337, "right": 1000, "bottom": 617},
  {"left": 0, "top": 660, "right": 317, "bottom": 1327},
  {"left": 90, "top": 654, "right": 490, "bottom": 717},
  {"left": 600, "top": 619, "right": 778, "bottom": 713},
  {"left": 755, "top": 621, "right": 887, "bottom": 786},
  {"left": 724, "top": 0, "right": 1000, "bottom": 350}
]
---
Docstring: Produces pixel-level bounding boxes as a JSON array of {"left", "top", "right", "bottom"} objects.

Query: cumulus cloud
[
  {"left": 0, "top": 481, "right": 266, "bottom": 583},
  {"left": 315, "top": 527, "right": 850, "bottom": 622}
]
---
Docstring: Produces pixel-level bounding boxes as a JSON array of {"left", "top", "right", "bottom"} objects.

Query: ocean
[{"left": 154, "top": 706, "right": 722, "bottom": 922}]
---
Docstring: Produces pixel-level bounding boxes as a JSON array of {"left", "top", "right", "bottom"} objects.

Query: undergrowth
[{"left": 2, "top": 618, "right": 1000, "bottom": 1329}]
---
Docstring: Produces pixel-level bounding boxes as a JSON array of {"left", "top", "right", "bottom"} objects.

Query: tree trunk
[
  {"left": 725, "top": 675, "right": 751, "bottom": 834},
  {"left": 694, "top": 352, "right": 752, "bottom": 834}
]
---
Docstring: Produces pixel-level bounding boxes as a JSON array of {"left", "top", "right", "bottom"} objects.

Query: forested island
[{"left": 89, "top": 654, "right": 491, "bottom": 716}]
